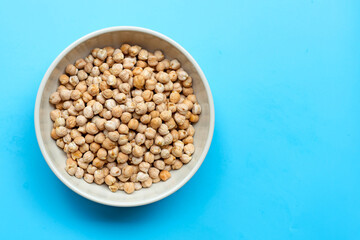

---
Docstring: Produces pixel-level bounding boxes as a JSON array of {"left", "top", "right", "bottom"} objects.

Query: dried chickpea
[{"left": 159, "top": 170, "right": 171, "bottom": 181}]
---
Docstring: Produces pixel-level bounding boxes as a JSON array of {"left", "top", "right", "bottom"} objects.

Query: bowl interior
[{"left": 37, "top": 29, "right": 212, "bottom": 206}]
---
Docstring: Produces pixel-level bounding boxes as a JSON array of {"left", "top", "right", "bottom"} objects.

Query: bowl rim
[{"left": 34, "top": 26, "right": 215, "bottom": 207}]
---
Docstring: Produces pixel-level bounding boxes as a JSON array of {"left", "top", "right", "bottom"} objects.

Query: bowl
[{"left": 34, "top": 26, "right": 215, "bottom": 207}]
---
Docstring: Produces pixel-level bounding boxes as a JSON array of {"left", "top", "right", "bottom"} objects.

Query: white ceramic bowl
[{"left": 35, "top": 26, "right": 215, "bottom": 207}]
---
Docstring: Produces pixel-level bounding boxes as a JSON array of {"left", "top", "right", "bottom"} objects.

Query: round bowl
[{"left": 34, "top": 26, "right": 215, "bottom": 207}]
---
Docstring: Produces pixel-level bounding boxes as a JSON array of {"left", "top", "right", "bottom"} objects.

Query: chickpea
[
  {"left": 102, "top": 138, "right": 116, "bottom": 150},
  {"left": 49, "top": 92, "right": 61, "bottom": 105},
  {"left": 84, "top": 174, "right": 94, "bottom": 183},
  {"left": 124, "top": 182, "right": 135, "bottom": 194},
  {"left": 154, "top": 160, "right": 165, "bottom": 170},
  {"left": 105, "top": 175, "right": 116, "bottom": 186},
  {"left": 128, "top": 119, "right": 139, "bottom": 130},
  {"left": 147, "top": 55, "right": 158, "bottom": 67},
  {"left": 117, "top": 152, "right": 129, "bottom": 163},
  {"left": 110, "top": 166, "right": 121, "bottom": 177}
]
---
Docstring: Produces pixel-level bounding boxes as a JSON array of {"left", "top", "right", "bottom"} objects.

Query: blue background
[{"left": 1, "top": 0, "right": 359, "bottom": 239}]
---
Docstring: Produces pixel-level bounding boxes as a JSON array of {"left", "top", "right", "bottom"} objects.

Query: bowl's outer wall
[{"left": 36, "top": 28, "right": 214, "bottom": 206}]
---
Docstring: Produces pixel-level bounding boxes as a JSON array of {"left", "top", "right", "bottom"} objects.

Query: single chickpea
[
  {"left": 123, "top": 165, "right": 134, "bottom": 177},
  {"left": 85, "top": 122, "right": 99, "bottom": 135},
  {"left": 93, "top": 158, "right": 106, "bottom": 168},
  {"left": 108, "top": 146, "right": 119, "bottom": 159},
  {"left": 128, "top": 119, "right": 139, "bottom": 130},
  {"left": 51, "top": 128, "right": 59, "bottom": 140},
  {"left": 170, "top": 59, "right": 180, "bottom": 70},
  {"left": 152, "top": 177, "right": 161, "bottom": 183},
  {"left": 169, "top": 71, "right": 178, "bottom": 82},
  {"left": 68, "top": 142, "right": 79, "bottom": 153},
  {"left": 49, "top": 92, "right": 61, "bottom": 105},
  {"left": 94, "top": 118, "right": 106, "bottom": 130},
  {"left": 96, "top": 148, "right": 107, "bottom": 160},
  {"left": 174, "top": 113, "right": 186, "bottom": 125},
  {"left": 189, "top": 114, "right": 199, "bottom": 123},
  {"left": 109, "top": 183, "right": 120, "bottom": 192},
  {"left": 136, "top": 172, "right": 149, "bottom": 182},
  {"left": 105, "top": 175, "right": 116, "bottom": 186},
  {"left": 108, "top": 131, "right": 120, "bottom": 142},
  {"left": 146, "top": 102, "right": 156, "bottom": 112},
  {"left": 74, "top": 167, "right": 84, "bottom": 179},
  {"left": 117, "top": 152, "right": 129, "bottom": 163},
  {"left": 145, "top": 151, "right": 155, "bottom": 164},
  {"left": 156, "top": 61, "right": 165, "bottom": 72},
  {"left": 84, "top": 174, "right": 94, "bottom": 183},
  {"left": 132, "top": 145, "right": 144, "bottom": 158},
  {"left": 65, "top": 116, "right": 76, "bottom": 129},
  {"left": 85, "top": 134, "right": 94, "bottom": 144},
  {"left": 145, "top": 139, "right": 154, "bottom": 149},
  {"left": 102, "top": 138, "right": 116, "bottom": 150},
  {"left": 145, "top": 78, "right": 156, "bottom": 91},
  {"left": 70, "top": 89, "right": 81, "bottom": 100},
  {"left": 128, "top": 45, "right": 141, "bottom": 57},
  {"left": 120, "top": 142, "right": 132, "bottom": 154},
  {"left": 184, "top": 143, "right": 195, "bottom": 155},
  {"left": 59, "top": 74, "right": 69, "bottom": 85},
  {"left": 79, "top": 143, "right": 90, "bottom": 153},
  {"left": 172, "top": 146, "right": 183, "bottom": 158},
  {"left": 142, "top": 178, "right": 152, "bottom": 188},
  {"left": 177, "top": 103, "right": 188, "bottom": 115},
  {"left": 172, "top": 160, "right": 183, "bottom": 170},
  {"left": 147, "top": 55, "right": 158, "bottom": 67},
  {"left": 87, "top": 84, "right": 99, "bottom": 97},
  {"left": 140, "top": 114, "right": 151, "bottom": 124},
  {"left": 56, "top": 139, "right": 65, "bottom": 148},
  {"left": 170, "top": 91, "right": 181, "bottom": 103},
  {"left": 163, "top": 133, "right": 173, "bottom": 145},
  {"left": 123, "top": 57, "right": 136, "bottom": 69},
  {"left": 63, "top": 134, "right": 72, "bottom": 144},
  {"left": 90, "top": 66, "right": 100, "bottom": 77},
  {"left": 97, "top": 49, "right": 107, "bottom": 61},
  {"left": 179, "top": 154, "right": 191, "bottom": 164},
  {"left": 55, "top": 126, "right": 68, "bottom": 138},
  {"left": 110, "top": 63, "right": 123, "bottom": 76},
  {"left": 119, "top": 83, "right": 131, "bottom": 94},
  {"left": 154, "top": 160, "right": 165, "bottom": 170},
  {"left": 159, "top": 170, "right": 171, "bottom": 181},
  {"left": 73, "top": 136, "right": 85, "bottom": 145},
  {"left": 153, "top": 93, "right": 165, "bottom": 105},
  {"left": 133, "top": 75, "right": 145, "bottom": 89},
  {"left": 120, "top": 43, "right": 130, "bottom": 54},
  {"left": 118, "top": 125, "right": 129, "bottom": 135},
  {"left": 113, "top": 51, "right": 124, "bottom": 63},
  {"left": 94, "top": 132, "right": 106, "bottom": 144},
  {"left": 50, "top": 109, "right": 61, "bottom": 121},
  {"left": 153, "top": 50, "right": 164, "bottom": 61},
  {"left": 89, "top": 142, "right": 100, "bottom": 153},
  {"left": 156, "top": 71, "right": 170, "bottom": 84},
  {"left": 183, "top": 87, "right": 194, "bottom": 96},
  {"left": 192, "top": 103, "right": 202, "bottom": 115},
  {"left": 124, "top": 182, "right": 135, "bottom": 194},
  {"left": 150, "top": 145, "right": 161, "bottom": 155},
  {"left": 148, "top": 117, "right": 161, "bottom": 130},
  {"left": 138, "top": 49, "right": 149, "bottom": 60},
  {"left": 84, "top": 62, "right": 93, "bottom": 73},
  {"left": 148, "top": 167, "right": 159, "bottom": 179},
  {"left": 164, "top": 155, "right": 175, "bottom": 165},
  {"left": 66, "top": 64, "right": 77, "bottom": 75},
  {"left": 110, "top": 166, "right": 121, "bottom": 177},
  {"left": 68, "top": 76, "right": 79, "bottom": 87}
]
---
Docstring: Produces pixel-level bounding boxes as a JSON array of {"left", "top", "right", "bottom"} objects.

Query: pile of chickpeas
[{"left": 49, "top": 44, "right": 201, "bottom": 194}]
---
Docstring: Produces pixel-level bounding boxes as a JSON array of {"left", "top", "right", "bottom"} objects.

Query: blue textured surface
[{"left": 1, "top": 0, "right": 360, "bottom": 239}]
